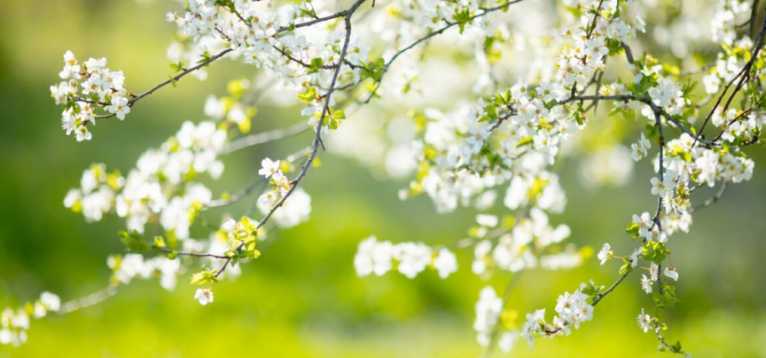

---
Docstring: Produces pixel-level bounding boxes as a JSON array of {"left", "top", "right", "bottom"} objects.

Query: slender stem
[
  {"left": 592, "top": 268, "right": 632, "bottom": 305},
  {"left": 130, "top": 48, "right": 234, "bottom": 106},
  {"left": 223, "top": 122, "right": 309, "bottom": 154},
  {"left": 59, "top": 286, "right": 118, "bottom": 314}
]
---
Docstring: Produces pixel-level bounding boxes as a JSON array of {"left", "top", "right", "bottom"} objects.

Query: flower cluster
[
  {"left": 1, "top": 292, "right": 60, "bottom": 346},
  {"left": 185, "top": 216, "right": 265, "bottom": 303},
  {"left": 257, "top": 187, "right": 311, "bottom": 228},
  {"left": 50, "top": 51, "right": 131, "bottom": 141},
  {"left": 471, "top": 285, "right": 522, "bottom": 353},
  {"left": 519, "top": 284, "right": 594, "bottom": 344},
  {"left": 471, "top": 211, "right": 580, "bottom": 276},
  {"left": 630, "top": 133, "right": 652, "bottom": 161},
  {"left": 107, "top": 254, "right": 181, "bottom": 290},
  {"left": 353, "top": 236, "right": 458, "bottom": 279},
  {"left": 648, "top": 78, "right": 686, "bottom": 116},
  {"left": 639, "top": 263, "right": 679, "bottom": 294},
  {"left": 215, "top": 216, "right": 264, "bottom": 260},
  {"left": 255, "top": 157, "right": 313, "bottom": 228},
  {"left": 557, "top": 0, "right": 633, "bottom": 89},
  {"left": 711, "top": 0, "right": 751, "bottom": 45},
  {"left": 65, "top": 121, "right": 227, "bottom": 238},
  {"left": 258, "top": 158, "right": 290, "bottom": 195},
  {"left": 474, "top": 286, "right": 503, "bottom": 347},
  {"left": 165, "top": 0, "right": 366, "bottom": 129},
  {"left": 712, "top": 109, "right": 764, "bottom": 144},
  {"left": 64, "top": 163, "right": 123, "bottom": 222}
]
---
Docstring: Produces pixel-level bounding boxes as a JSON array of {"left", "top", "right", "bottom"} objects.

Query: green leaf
[
  {"left": 297, "top": 85, "right": 317, "bottom": 103},
  {"left": 308, "top": 57, "right": 324, "bottom": 74},
  {"left": 606, "top": 38, "right": 623, "bottom": 56},
  {"left": 153, "top": 236, "right": 166, "bottom": 249},
  {"left": 641, "top": 240, "right": 670, "bottom": 263},
  {"left": 119, "top": 231, "right": 149, "bottom": 252},
  {"left": 516, "top": 136, "right": 534, "bottom": 147},
  {"left": 361, "top": 58, "right": 386, "bottom": 82},
  {"left": 190, "top": 269, "right": 218, "bottom": 285},
  {"left": 618, "top": 259, "right": 633, "bottom": 275},
  {"left": 329, "top": 109, "right": 346, "bottom": 129},
  {"left": 453, "top": 8, "right": 472, "bottom": 34}
]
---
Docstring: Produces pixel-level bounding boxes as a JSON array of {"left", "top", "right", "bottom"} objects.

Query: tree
[{"left": 3, "top": 0, "right": 764, "bottom": 355}]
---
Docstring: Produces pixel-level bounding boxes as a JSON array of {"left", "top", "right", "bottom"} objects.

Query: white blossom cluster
[
  {"left": 474, "top": 286, "right": 503, "bottom": 347},
  {"left": 255, "top": 157, "right": 312, "bottom": 228},
  {"left": 257, "top": 187, "right": 311, "bottom": 228},
  {"left": 472, "top": 286, "right": 521, "bottom": 353},
  {"left": 165, "top": 0, "right": 368, "bottom": 126},
  {"left": 647, "top": 78, "right": 686, "bottom": 116},
  {"left": 0, "top": 292, "right": 60, "bottom": 346},
  {"left": 107, "top": 254, "right": 181, "bottom": 290},
  {"left": 702, "top": 38, "right": 754, "bottom": 95},
  {"left": 56, "top": 80, "right": 320, "bottom": 314},
  {"left": 639, "top": 263, "right": 679, "bottom": 294},
  {"left": 519, "top": 284, "right": 594, "bottom": 344},
  {"left": 65, "top": 121, "right": 226, "bottom": 238},
  {"left": 474, "top": 284, "right": 596, "bottom": 351},
  {"left": 711, "top": 0, "right": 751, "bottom": 45},
  {"left": 64, "top": 163, "right": 123, "bottom": 222},
  {"left": 354, "top": 236, "right": 457, "bottom": 279},
  {"left": 637, "top": 308, "right": 656, "bottom": 334},
  {"left": 50, "top": 51, "right": 131, "bottom": 141},
  {"left": 557, "top": 0, "right": 633, "bottom": 89},
  {"left": 471, "top": 211, "right": 580, "bottom": 276},
  {"left": 712, "top": 109, "right": 765, "bottom": 143},
  {"left": 203, "top": 83, "right": 256, "bottom": 133},
  {"left": 214, "top": 216, "right": 264, "bottom": 258},
  {"left": 627, "top": 131, "right": 755, "bottom": 245},
  {"left": 182, "top": 215, "right": 266, "bottom": 284}
]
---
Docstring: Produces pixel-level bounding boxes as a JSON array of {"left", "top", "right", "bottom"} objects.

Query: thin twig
[
  {"left": 223, "top": 122, "right": 309, "bottom": 154},
  {"left": 59, "top": 286, "right": 118, "bottom": 314}
]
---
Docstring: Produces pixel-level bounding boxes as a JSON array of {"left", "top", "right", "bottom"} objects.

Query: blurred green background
[{"left": 1, "top": 1, "right": 766, "bottom": 357}]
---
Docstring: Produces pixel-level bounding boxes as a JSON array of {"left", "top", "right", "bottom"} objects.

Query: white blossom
[
  {"left": 597, "top": 243, "right": 612, "bottom": 265},
  {"left": 648, "top": 78, "right": 685, "bottom": 115},
  {"left": 433, "top": 248, "right": 458, "bottom": 278},
  {"left": 637, "top": 308, "right": 653, "bottom": 333},
  {"left": 631, "top": 133, "right": 652, "bottom": 161},
  {"left": 664, "top": 267, "right": 679, "bottom": 281},
  {"left": 474, "top": 287, "right": 502, "bottom": 347},
  {"left": 641, "top": 274, "right": 653, "bottom": 294},
  {"left": 354, "top": 236, "right": 393, "bottom": 277},
  {"left": 194, "top": 288, "right": 214, "bottom": 306}
]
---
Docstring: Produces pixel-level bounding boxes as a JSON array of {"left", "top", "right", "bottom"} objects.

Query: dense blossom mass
[
  {"left": 50, "top": 51, "right": 131, "bottom": 141},
  {"left": 5, "top": 0, "right": 763, "bottom": 355}
]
